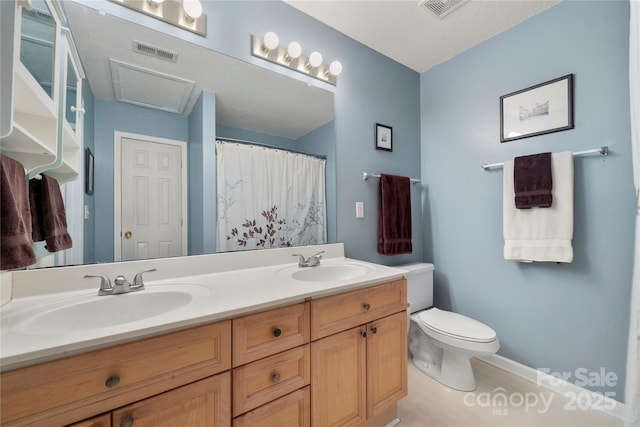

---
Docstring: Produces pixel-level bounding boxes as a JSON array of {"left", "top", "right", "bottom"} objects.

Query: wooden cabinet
[
  {"left": 232, "top": 303, "right": 311, "bottom": 426},
  {"left": 1, "top": 321, "right": 231, "bottom": 426},
  {"left": 310, "top": 280, "right": 408, "bottom": 427},
  {"left": 112, "top": 373, "right": 230, "bottom": 427},
  {"left": 68, "top": 413, "right": 111, "bottom": 427},
  {"left": 233, "top": 387, "right": 311, "bottom": 427},
  {"left": 0, "top": 278, "right": 405, "bottom": 427}
]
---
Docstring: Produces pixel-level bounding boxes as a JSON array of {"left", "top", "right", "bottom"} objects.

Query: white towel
[{"left": 503, "top": 151, "right": 574, "bottom": 263}]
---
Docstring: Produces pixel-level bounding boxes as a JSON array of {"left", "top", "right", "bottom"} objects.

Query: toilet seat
[{"left": 417, "top": 308, "right": 497, "bottom": 343}]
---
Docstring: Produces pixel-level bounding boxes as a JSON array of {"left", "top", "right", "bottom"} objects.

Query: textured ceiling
[{"left": 285, "top": 0, "right": 559, "bottom": 73}]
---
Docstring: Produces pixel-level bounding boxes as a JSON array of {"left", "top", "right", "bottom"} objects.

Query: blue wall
[
  {"left": 420, "top": 0, "right": 634, "bottom": 400},
  {"left": 82, "top": 81, "right": 95, "bottom": 264},
  {"left": 92, "top": 99, "right": 189, "bottom": 262}
]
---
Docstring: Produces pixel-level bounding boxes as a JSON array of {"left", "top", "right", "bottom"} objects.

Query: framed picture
[
  {"left": 375, "top": 123, "right": 393, "bottom": 151},
  {"left": 85, "top": 147, "right": 94, "bottom": 195},
  {"left": 500, "top": 74, "right": 574, "bottom": 143}
]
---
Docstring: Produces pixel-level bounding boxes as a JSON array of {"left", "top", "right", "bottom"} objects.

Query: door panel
[{"left": 120, "top": 137, "right": 183, "bottom": 261}]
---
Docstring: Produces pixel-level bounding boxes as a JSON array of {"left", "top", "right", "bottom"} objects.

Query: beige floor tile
[{"left": 397, "top": 358, "right": 623, "bottom": 427}]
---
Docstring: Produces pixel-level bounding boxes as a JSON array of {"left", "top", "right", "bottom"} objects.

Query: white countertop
[{"left": 0, "top": 245, "right": 407, "bottom": 372}]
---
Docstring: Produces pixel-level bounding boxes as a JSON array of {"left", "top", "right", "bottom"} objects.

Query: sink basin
[
  {"left": 9, "top": 284, "right": 210, "bottom": 335},
  {"left": 290, "top": 264, "right": 371, "bottom": 282}
]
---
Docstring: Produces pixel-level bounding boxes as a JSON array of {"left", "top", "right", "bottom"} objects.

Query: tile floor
[{"left": 396, "top": 358, "right": 623, "bottom": 427}]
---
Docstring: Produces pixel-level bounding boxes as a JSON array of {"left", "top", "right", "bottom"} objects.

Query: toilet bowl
[{"left": 398, "top": 263, "right": 500, "bottom": 391}]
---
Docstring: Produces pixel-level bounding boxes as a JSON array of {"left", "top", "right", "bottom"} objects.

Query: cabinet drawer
[
  {"left": 233, "top": 344, "right": 310, "bottom": 416},
  {"left": 1, "top": 321, "right": 231, "bottom": 426},
  {"left": 233, "top": 302, "right": 309, "bottom": 367},
  {"left": 112, "top": 372, "right": 231, "bottom": 427},
  {"left": 310, "top": 280, "right": 406, "bottom": 340},
  {"left": 233, "top": 386, "right": 310, "bottom": 427},
  {"left": 67, "top": 413, "right": 111, "bottom": 427}
]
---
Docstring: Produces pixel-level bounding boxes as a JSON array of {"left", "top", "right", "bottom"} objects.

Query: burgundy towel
[
  {"left": 1, "top": 155, "right": 36, "bottom": 269},
  {"left": 514, "top": 152, "right": 553, "bottom": 209},
  {"left": 30, "top": 174, "right": 72, "bottom": 252},
  {"left": 377, "top": 174, "right": 412, "bottom": 255}
]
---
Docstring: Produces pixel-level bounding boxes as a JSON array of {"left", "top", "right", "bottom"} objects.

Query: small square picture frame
[{"left": 375, "top": 123, "right": 393, "bottom": 152}]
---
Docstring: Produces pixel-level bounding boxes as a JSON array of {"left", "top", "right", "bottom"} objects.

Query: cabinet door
[
  {"left": 366, "top": 312, "right": 408, "bottom": 419},
  {"left": 112, "top": 372, "right": 230, "bottom": 427},
  {"left": 233, "top": 387, "right": 310, "bottom": 427},
  {"left": 311, "top": 326, "right": 366, "bottom": 427}
]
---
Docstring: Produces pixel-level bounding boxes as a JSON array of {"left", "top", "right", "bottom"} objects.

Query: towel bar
[
  {"left": 363, "top": 172, "right": 421, "bottom": 184},
  {"left": 481, "top": 146, "right": 609, "bottom": 171}
]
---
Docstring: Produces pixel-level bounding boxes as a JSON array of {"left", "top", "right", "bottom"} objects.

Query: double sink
[{"left": 3, "top": 262, "right": 372, "bottom": 336}]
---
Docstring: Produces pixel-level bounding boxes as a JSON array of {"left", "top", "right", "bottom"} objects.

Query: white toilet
[{"left": 399, "top": 263, "right": 500, "bottom": 391}]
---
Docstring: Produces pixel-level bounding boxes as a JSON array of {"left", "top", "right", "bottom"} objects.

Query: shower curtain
[
  {"left": 216, "top": 141, "right": 326, "bottom": 252},
  {"left": 626, "top": 1, "right": 639, "bottom": 426}
]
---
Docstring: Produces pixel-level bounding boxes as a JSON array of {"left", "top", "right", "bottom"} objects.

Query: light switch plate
[{"left": 355, "top": 202, "right": 364, "bottom": 218}]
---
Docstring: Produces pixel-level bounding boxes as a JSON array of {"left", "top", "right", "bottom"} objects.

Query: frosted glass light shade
[
  {"left": 329, "top": 61, "right": 343, "bottom": 76},
  {"left": 183, "top": 0, "right": 203, "bottom": 19},
  {"left": 287, "top": 42, "right": 302, "bottom": 59},
  {"left": 308, "top": 51, "right": 323, "bottom": 68},
  {"left": 263, "top": 32, "right": 279, "bottom": 51}
]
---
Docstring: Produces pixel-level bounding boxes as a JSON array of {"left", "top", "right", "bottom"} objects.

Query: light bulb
[
  {"left": 263, "top": 32, "right": 279, "bottom": 51},
  {"left": 329, "top": 60, "right": 342, "bottom": 76},
  {"left": 308, "top": 51, "right": 322, "bottom": 69},
  {"left": 183, "top": 0, "right": 202, "bottom": 20},
  {"left": 286, "top": 42, "right": 302, "bottom": 60}
]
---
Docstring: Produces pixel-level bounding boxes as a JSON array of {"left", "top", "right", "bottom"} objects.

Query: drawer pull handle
[
  {"left": 105, "top": 375, "right": 121, "bottom": 388},
  {"left": 273, "top": 328, "right": 282, "bottom": 337},
  {"left": 361, "top": 330, "right": 367, "bottom": 338},
  {"left": 120, "top": 416, "right": 134, "bottom": 427},
  {"left": 371, "top": 326, "right": 378, "bottom": 334},
  {"left": 272, "top": 373, "right": 281, "bottom": 383},
  {"left": 363, "top": 303, "right": 371, "bottom": 311}
]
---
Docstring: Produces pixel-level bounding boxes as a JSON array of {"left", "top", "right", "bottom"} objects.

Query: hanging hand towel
[
  {"left": 1, "top": 155, "right": 36, "bottom": 270},
  {"left": 378, "top": 173, "right": 412, "bottom": 255},
  {"left": 514, "top": 152, "right": 553, "bottom": 209},
  {"left": 503, "top": 151, "right": 573, "bottom": 263},
  {"left": 30, "top": 174, "right": 72, "bottom": 252}
]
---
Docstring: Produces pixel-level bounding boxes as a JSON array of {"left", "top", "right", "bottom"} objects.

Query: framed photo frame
[
  {"left": 500, "top": 74, "right": 574, "bottom": 143},
  {"left": 85, "top": 147, "right": 94, "bottom": 195},
  {"left": 375, "top": 123, "right": 393, "bottom": 151}
]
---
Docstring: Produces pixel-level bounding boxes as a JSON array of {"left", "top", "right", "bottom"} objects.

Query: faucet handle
[
  {"left": 133, "top": 268, "right": 157, "bottom": 288},
  {"left": 292, "top": 254, "right": 306, "bottom": 263},
  {"left": 311, "top": 250, "right": 325, "bottom": 259},
  {"left": 84, "top": 274, "right": 112, "bottom": 296}
]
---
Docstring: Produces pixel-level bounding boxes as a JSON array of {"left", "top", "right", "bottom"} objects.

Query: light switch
[
  {"left": 355, "top": 202, "right": 364, "bottom": 218},
  {"left": 84, "top": 205, "right": 90, "bottom": 220}
]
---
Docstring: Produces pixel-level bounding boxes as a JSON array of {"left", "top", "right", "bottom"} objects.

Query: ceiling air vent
[
  {"left": 132, "top": 40, "right": 178, "bottom": 63},
  {"left": 418, "top": 0, "right": 469, "bottom": 19}
]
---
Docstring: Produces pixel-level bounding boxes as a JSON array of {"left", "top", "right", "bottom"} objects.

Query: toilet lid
[{"left": 418, "top": 308, "right": 497, "bottom": 343}]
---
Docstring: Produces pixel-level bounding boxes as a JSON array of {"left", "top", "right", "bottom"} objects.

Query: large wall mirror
[{"left": 40, "top": 0, "right": 336, "bottom": 266}]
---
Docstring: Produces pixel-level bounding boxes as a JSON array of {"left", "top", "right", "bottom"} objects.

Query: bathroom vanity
[{"left": 0, "top": 244, "right": 408, "bottom": 427}]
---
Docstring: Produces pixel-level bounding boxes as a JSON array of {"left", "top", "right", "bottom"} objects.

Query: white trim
[
  {"left": 480, "top": 354, "right": 626, "bottom": 420},
  {"left": 113, "top": 131, "right": 188, "bottom": 262}
]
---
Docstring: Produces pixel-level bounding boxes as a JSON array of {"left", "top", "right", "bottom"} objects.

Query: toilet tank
[{"left": 397, "top": 263, "right": 434, "bottom": 313}]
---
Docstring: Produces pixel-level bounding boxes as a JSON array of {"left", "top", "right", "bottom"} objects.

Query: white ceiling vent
[
  {"left": 132, "top": 40, "right": 178, "bottom": 63},
  {"left": 110, "top": 59, "right": 194, "bottom": 114},
  {"left": 418, "top": 0, "right": 469, "bottom": 19}
]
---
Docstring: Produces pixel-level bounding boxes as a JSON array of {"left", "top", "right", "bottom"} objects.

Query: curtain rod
[
  {"left": 481, "top": 146, "right": 609, "bottom": 171},
  {"left": 216, "top": 137, "right": 327, "bottom": 160},
  {"left": 363, "top": 172, "right": 421, "bottom": 185}
]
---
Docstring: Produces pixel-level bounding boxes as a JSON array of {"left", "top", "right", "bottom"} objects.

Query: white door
[{"left": 118, "top": 135, "right": 185, "bottom": 261}]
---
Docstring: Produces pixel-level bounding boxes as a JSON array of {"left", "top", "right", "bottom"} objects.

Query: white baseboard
[{"left": 479, "top": 354, "right": 626, "bottom": 421}]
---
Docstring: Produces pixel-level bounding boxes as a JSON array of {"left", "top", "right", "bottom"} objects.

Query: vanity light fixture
[
  {"left": 109, "top": 0, "right": 206, "bottom": 36},
  {"left": 250, "top": 33, "right": 342, "bottom": 85}
]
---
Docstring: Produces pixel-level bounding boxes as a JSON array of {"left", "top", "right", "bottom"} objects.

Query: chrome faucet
[
  {"left": 292, "top": 251, "right": 325, "bottom": 267},
  {"left": 85, "top": 268, "right": 156, "bottom": 296}
]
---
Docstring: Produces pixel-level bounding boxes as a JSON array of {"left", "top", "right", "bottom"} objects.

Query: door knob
[{"left": 124, "top": 231, "right": 133, "bottom": 239}]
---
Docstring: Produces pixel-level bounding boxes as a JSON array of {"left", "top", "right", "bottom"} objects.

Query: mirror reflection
[{"left": 18, "top": 0, "right": 337, "bottom": 267}]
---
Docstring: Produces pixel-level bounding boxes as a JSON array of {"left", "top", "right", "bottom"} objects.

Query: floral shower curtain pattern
[{"left": 216, "top": 141, "right": 326, "bottom": 252}]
